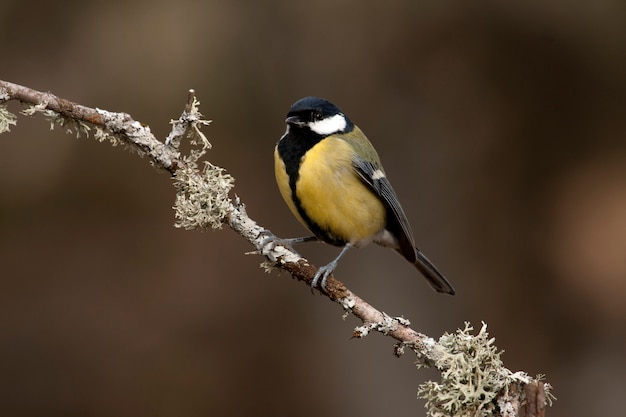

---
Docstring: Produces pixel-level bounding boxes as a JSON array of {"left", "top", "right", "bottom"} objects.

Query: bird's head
[{"left": 285, "top": 97, "right": 354, "bottom": 136}]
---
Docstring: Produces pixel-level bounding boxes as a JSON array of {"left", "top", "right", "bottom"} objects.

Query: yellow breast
[{"left": 275, "top": 137, "right": 386, "bottom": 246}]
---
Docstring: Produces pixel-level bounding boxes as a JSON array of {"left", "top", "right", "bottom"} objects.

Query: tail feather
[{"left": 409, "top": 249, "right": 455, "bottom": 295}]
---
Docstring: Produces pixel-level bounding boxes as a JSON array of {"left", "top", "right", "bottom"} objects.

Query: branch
[{"left": 0, "top": 80, "right": 553, "bottom": 417}]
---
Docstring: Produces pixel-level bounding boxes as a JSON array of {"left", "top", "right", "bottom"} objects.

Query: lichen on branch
[
  {"left": 168, "top": 95, "right": 235, "bottom": 230},
  {"left": 418, "top": 322, "right": 553, "bottom": 417},
  {"left": 173, "top": 160, "right": 234, "bottom": 230},
  {"left": 0, "top": 80, "right": 554, "bottom": 417},
  {"left": 0, "top": 105, "right": 17, "bottom": 133}
]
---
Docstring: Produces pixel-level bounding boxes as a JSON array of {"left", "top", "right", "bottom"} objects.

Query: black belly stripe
[{"left": 277, "top": 131, "right": 347, "bottom": 247}]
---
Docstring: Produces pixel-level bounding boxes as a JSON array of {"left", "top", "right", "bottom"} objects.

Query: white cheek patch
[
  {"left": 308, "top": 114, "right": 347, "bottom": 135},
  {"left": 371, "top": 169, "right": 385, "bottom": 180}
]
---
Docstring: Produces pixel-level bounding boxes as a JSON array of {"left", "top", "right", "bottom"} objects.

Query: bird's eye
[{"left": 312, "top": 111, "right": 323, "bottom": 121}]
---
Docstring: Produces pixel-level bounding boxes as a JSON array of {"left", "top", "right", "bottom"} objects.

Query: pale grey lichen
[
  {"left": 418, "top": 322, "right": 542, "bottom": 417},
  {"left": 257, "top": 232, "right": 304, "bottom": 273},
  {"left": 170, "top": 95, "right": 234, "bottom": 230},
  {"left": 353, "top": 313, "right": 410, "bottom": 338},
  {"left": 21, "top": 102, "right": 91, "bottom": 138},
  {"left": 260, "top": 259, "right": 277, "bottom": 273},
  {"left": 173, "top": 160, "right": 234, "bottom": 230},
  {"left": 171, "top": 108, "right": 234, "bottom": 230},
  {"left": 2, "top": 100, "right": 90, "bottom": 138},
  {"left": 0, "top": 105, "right": 17, "bottom": 133},
  {"left": 165, "top": 95, "right": 211, "bottom": 149},
  {"left": 96, "top": 108, "right": 155, "bottom": 158},
  {"left": 94, "top": 126, "right": 124, "bottom": 147},
  {"left": 20, "top": 102, "right": 48, "bottom": 116},
  {"left": 260, "top": 240, "right": 303, "bottom": 266},
  {"left": 339, "top": 296, "right": 356, "bottom": 312}
]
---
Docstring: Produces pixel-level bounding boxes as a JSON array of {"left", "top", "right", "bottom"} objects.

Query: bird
[{"left": 271, "top": 96, "right": 455, "bottom": 295}]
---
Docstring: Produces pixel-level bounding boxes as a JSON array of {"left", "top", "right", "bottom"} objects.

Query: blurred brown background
[{"left": 1, "top": 1, "right": 625, "bottom": 416}]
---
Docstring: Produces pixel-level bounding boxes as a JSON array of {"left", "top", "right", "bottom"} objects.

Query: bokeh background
[{"left": 2, "top": 1, "right": 625, "bottom": 416}]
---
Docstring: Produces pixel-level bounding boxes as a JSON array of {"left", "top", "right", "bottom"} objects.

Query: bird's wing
[{"left": 352, "top": 157, "right": 417, "bottom": 263}]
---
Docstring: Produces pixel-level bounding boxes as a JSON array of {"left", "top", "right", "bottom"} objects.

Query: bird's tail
[{"left": 411, "top": 249, "right": 455, "bottom": 295}]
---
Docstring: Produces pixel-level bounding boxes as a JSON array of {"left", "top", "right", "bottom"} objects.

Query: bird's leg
[{"left": 312, "top": 244, "right": 353, "bottom": 292}]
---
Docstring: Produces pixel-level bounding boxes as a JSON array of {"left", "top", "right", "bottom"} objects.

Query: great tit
[{"left": 273, "top": 96, "right": 455, "bottom": 295}]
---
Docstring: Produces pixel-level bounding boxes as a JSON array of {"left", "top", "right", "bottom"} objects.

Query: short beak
[{"left": 285, "top": 116, "right": 305, "bottom": 126}]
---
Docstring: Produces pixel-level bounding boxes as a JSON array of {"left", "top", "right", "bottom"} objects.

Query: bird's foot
[
  {"left": 310, "top": 262, "right": 338, "bottom": 294},
  {"left": 259, "top": 230, "right": 294, "bottom": 252},
  {"left": 259, "top": 230, "right": 316, "bottom": 253}
]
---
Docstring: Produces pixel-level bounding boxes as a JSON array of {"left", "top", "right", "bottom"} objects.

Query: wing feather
[
  {"left": 352, "top": 157, "right": 417, "bottom": 263},
  {"left": 345, "top": 136, "right": 455, "bottom": 295}
]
